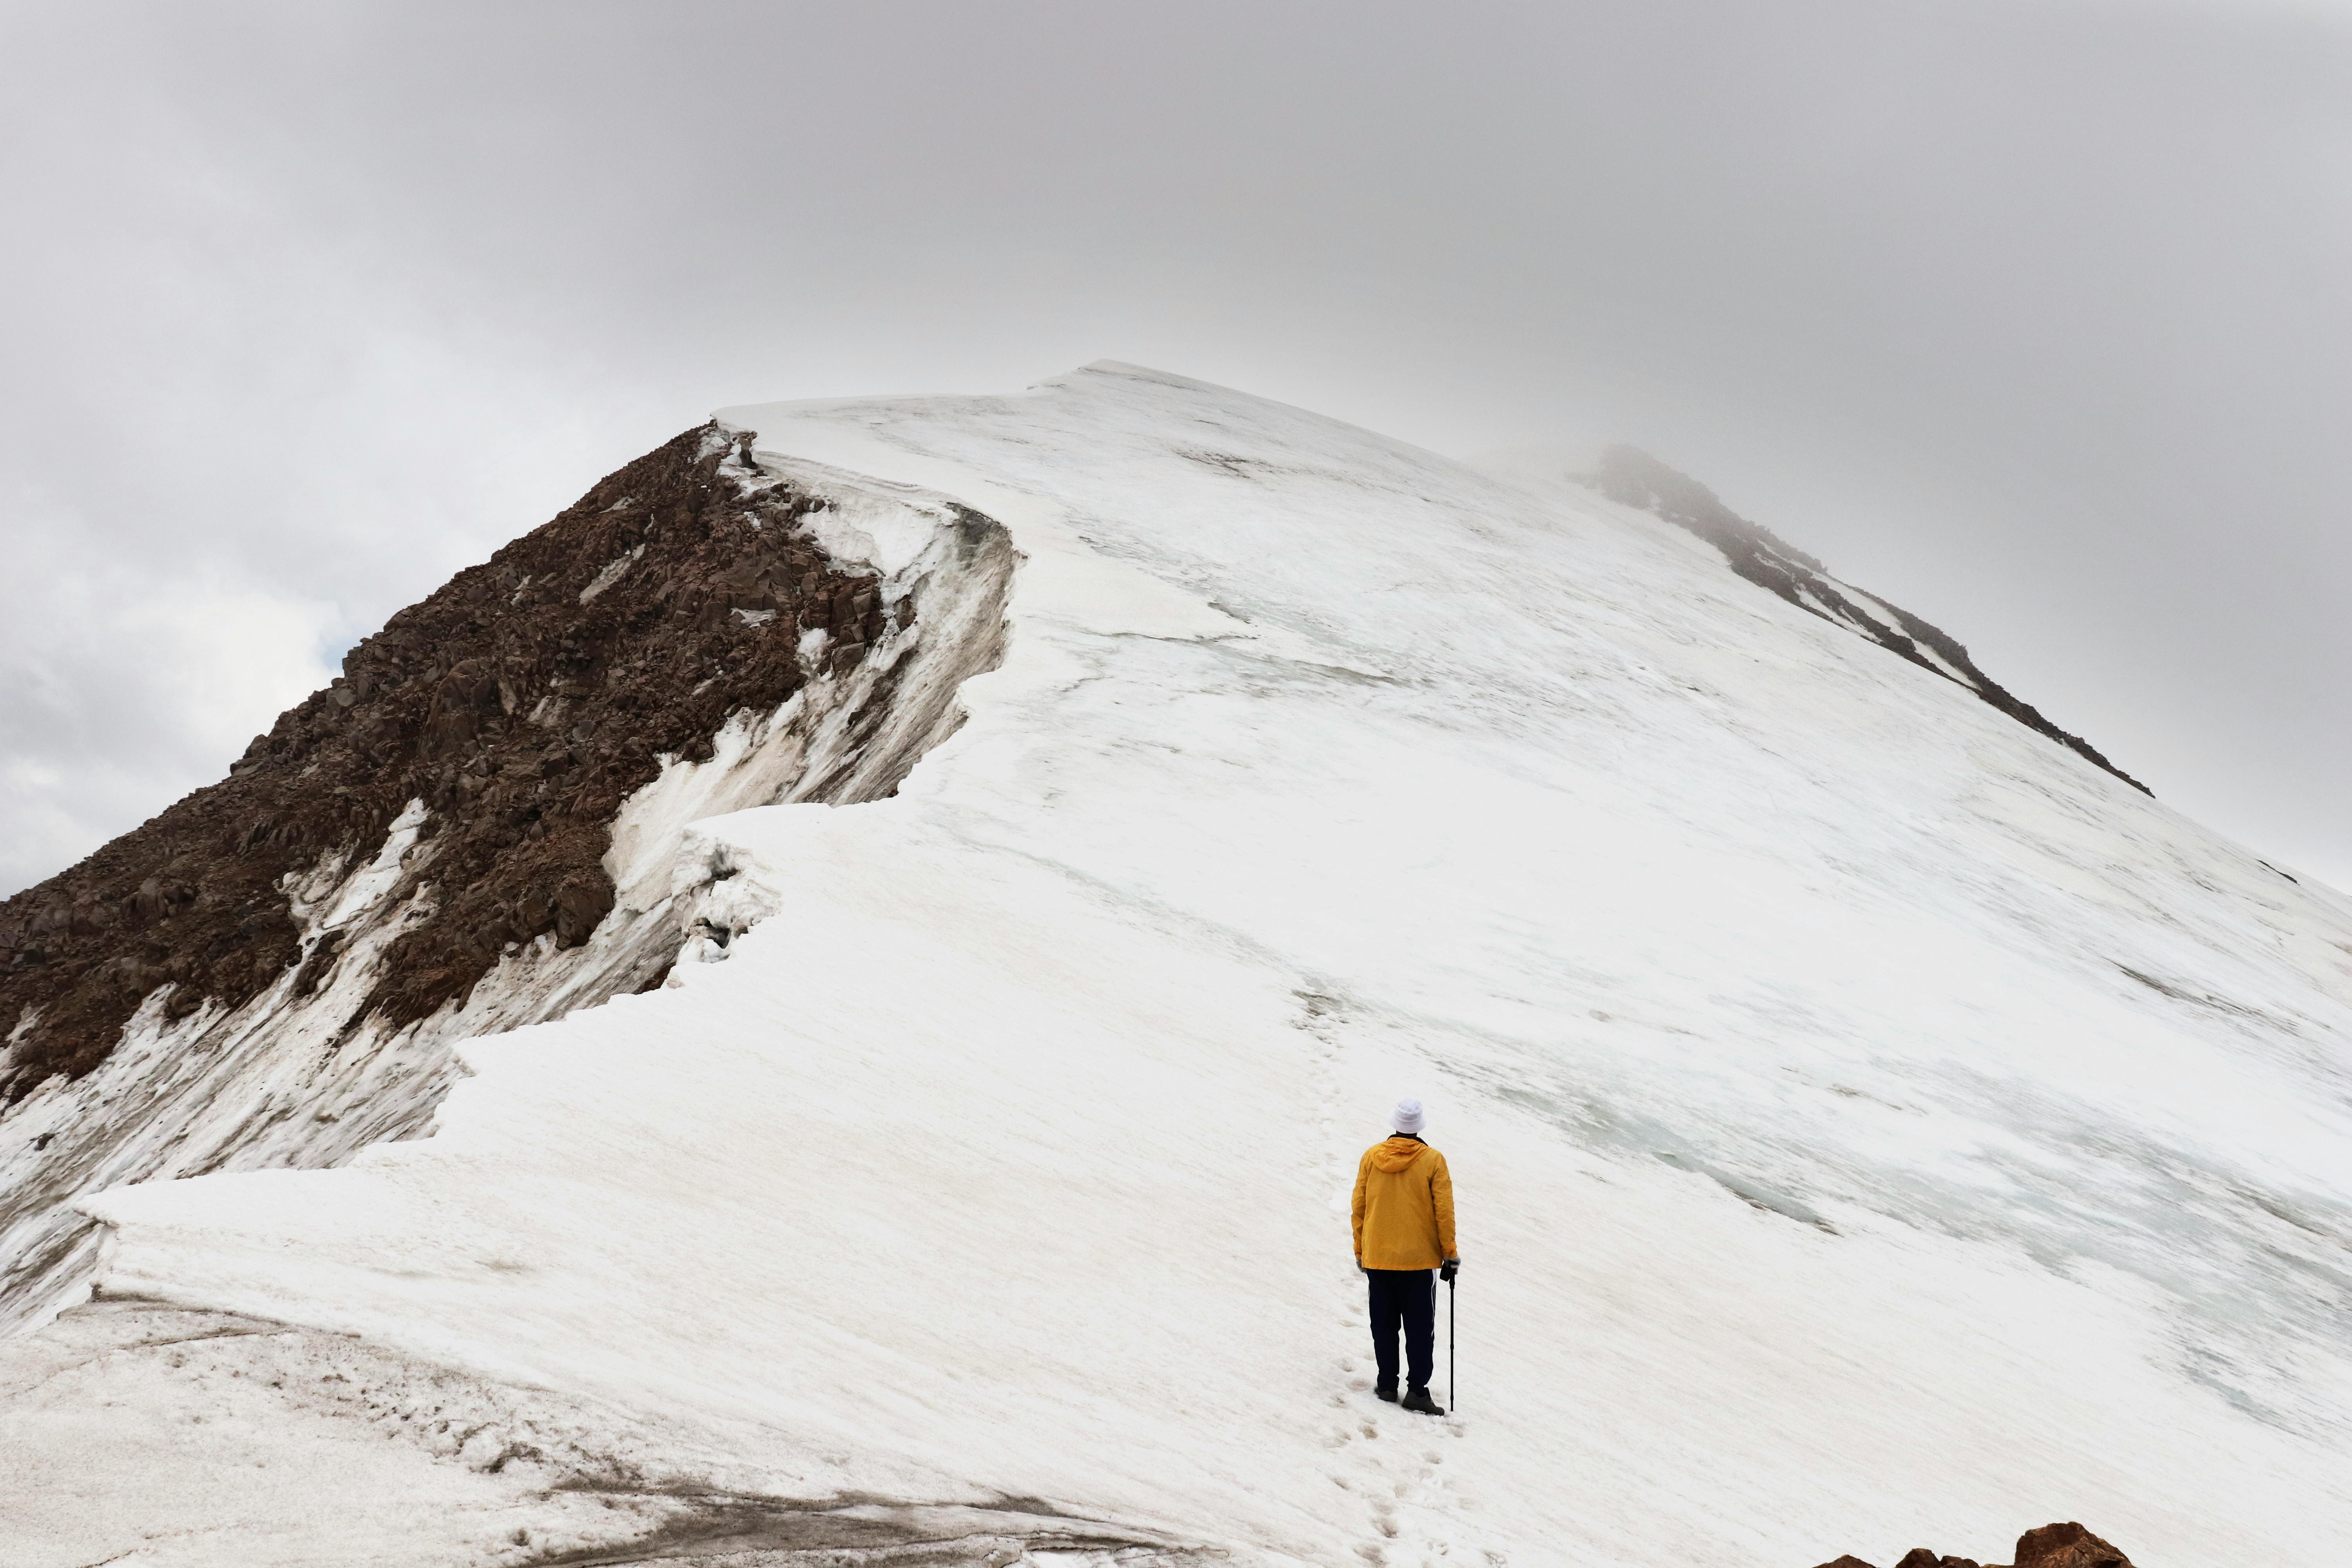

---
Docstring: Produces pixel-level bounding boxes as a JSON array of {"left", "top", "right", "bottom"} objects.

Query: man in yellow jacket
[{"left": 1350, "top": 1097, "right": 1458, "bottom": 1415}]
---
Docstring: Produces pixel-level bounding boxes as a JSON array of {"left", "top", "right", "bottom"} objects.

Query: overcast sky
[{"left": 4, "top": 0, "right": 2348, "bottom": 895}]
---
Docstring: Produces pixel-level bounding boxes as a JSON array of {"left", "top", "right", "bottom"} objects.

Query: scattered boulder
[
  {"left": 1811, "top": 1522, "right": 2131, "bottom": 1568},
  {"left": 2014, "top": 1523, "right": 2133, "bottom": 1568}
]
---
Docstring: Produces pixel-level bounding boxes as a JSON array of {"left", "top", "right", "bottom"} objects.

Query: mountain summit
[{"left": 3, "top": 364, "right": 2348, "bottom": 1566}]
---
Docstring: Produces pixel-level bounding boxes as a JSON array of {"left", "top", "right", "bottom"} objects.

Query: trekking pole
[{"left": 1448, "top": 1273, "right": 1457, "bottom": 1416}]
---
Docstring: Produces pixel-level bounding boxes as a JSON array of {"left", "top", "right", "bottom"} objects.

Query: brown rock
[
  {"left": 1807, "top": 1520, "right": 2127, "bottom": 1568},
  {"left": 290, "top": 930, "right": 345, "bottom": 998},
  {"left": 2013, "top": 1522, "right": 2132, "bottom": 1568},
  {"left": 0, "top": 423, "right": 924, "bottom": 1100}
]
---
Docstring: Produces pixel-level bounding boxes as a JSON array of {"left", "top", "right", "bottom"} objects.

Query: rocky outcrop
[
  {"left": 1586, "top": 446, "right": 2147, "bottom": 794},
  {"left": 2, "top": 425, "right": 880, "bottom": 1094},
  {"left": 0, "top": 423, "right": 1015, "bottom": 1326},
  {"left": 1813, "top": 1520, "right": 2136, "bottom": 1568}
]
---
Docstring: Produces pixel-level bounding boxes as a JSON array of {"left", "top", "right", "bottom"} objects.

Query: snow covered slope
[{"left": 8, "top": 363, "right": 2352, "bottom": 1568}]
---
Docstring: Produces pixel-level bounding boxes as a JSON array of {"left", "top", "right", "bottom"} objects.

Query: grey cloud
[{"left": 4, "top": 0, "right": 2349, "bottom": 890}]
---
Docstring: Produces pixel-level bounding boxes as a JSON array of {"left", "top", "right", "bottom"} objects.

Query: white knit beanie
[{"left": 1391, "top": 1098, "right": 1426, "bottom": 1135}]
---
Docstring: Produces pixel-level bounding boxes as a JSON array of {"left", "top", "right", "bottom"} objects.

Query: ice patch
[{"left": 577, "top": 543, "right": 645, "bottom": 603}]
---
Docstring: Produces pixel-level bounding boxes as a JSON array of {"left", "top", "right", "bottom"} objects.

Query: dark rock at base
[
  {"left": 2014, "top": 1521, "right": 2132, "bottom": 1568},
  {"left": 1811, "top": 1522, "right": 2127, "bottom": 1568}
]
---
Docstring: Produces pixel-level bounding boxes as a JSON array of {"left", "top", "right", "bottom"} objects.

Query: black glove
[{"left": 1440, "top": 1257, "right": 1459, "bottom": 1283}]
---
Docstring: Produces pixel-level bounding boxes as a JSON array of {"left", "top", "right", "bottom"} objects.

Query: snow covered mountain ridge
[
  {"left": 1578, "top": 445, "right": 2144, "bottom": 792},
  {"left": 4, "top": 363, "right": 2350, "bottom": 1567}
]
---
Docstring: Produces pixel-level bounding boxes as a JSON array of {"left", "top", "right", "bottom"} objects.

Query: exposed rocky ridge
[
  {"left": 0, "top": 425, "right": 1016, "bottom": 1327},
  {"left": 1814, "top": 1520, "right": 2136, "bottom": 1568},
  {"left": 1, "top": 423, "right": 901, "bottom": 1100},
  {"left": 1585, "top": 446, "right": 2148, "bottom": 794}
]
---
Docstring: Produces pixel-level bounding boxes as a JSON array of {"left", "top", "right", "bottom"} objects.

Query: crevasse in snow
[{"left": 7, "top": 363, "right": 2352, "bottom": 1568}]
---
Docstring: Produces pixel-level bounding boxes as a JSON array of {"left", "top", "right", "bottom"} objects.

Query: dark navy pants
[{"left": 1365, "top": 1268, "right": 1436, "bottom": 1392}]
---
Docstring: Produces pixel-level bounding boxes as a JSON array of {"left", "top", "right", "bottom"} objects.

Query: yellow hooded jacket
[{"left": 1351, "top": 1135, "right": 1456, "bottom": 1270}]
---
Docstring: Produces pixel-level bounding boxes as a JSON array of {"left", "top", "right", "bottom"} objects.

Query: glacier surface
[{"left": 7, "top": 363, "right": 2352, "bottom": 1566}]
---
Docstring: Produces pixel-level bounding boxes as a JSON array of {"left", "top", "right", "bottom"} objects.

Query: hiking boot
[
  {"left": 1401, "top": 1387, "right": 1445, "bottom": 1416},
  {"left": 1374, "top": 1383, "right": 1399, "bottom": 1404}
]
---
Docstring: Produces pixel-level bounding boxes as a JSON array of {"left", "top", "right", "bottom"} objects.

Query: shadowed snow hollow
[{"left": 5, "top": 363, "right": 2352, "bottom": 1568}]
